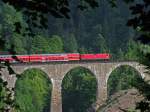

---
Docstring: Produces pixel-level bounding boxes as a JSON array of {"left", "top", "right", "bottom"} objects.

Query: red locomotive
[{"left": 0, "top": 53, "right": 110, "bottom": 63}]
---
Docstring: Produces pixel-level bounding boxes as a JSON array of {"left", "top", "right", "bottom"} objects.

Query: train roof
[{"left": 0, "top": 53, "right": 80, "bottom": 57}]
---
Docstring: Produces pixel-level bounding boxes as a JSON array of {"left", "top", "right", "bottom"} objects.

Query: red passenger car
[
  {"left": 80, "top": 53, "right": 110, "bottom": 60},
  {"left": 17, "top": 55, "right": 29, "bottom": 62},
  {"left": 0, "top": 55, "right": 13, "bottom": 62},
  {"left": 43, "top": 54, "right": 68, "bottom": 61},
  {"left": 0, "top": 55, "right": 30, "bottom": 63},
  {"left": 67, "top": 53, "right": 80, "bottom": 61},
  {"left": 29, "top": 54, "right": 42, "bottom": 62},
  {"left": 0, "top": 53, "right": 110, "bottom": 63}
]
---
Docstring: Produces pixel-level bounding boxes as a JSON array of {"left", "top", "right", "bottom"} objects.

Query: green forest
[
  {"left": 0, "top": 0, "right": 141, "bottom": 58},
  {"left": 0, "top": 0, "right": 150, "bottom": 112}
]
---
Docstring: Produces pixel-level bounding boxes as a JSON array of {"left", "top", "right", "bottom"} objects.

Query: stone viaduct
[{"left": 0, "top": 61, "right": 150, "bottom": 112}]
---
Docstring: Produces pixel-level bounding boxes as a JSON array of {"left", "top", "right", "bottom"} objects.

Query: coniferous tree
[
  {"left": 64, "top": 33, "right": 78, "bottom": 53},
  {"left": 31, "top": 35, "right": 51, "bottom": 54},
  {"left": 0, "top": 3, "right": 28, "bottom": 53},
  {"left": 49, "top": 35, "right": 64, "bottom": 53},
  {"left": 125, "top": 39, "right": 140, "bottom": 61},
  {"left": 93, "top": 33, "right": 108, "bottom": 53}
]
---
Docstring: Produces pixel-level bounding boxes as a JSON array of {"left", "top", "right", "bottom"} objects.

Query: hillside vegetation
[{"left": 0, "top": 0, "right": 149, "bottom": 112}]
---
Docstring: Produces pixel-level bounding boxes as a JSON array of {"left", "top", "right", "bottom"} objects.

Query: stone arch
[
  {"left": 62, "top": 65, "right": 98, "bottom": 82},
  {"left": 14, "top": 67, "right": 53, "bottom": 87},
  {"left": 12, "top": 67, "right": 53, "bottom": 90},
  {"left": 14, "top": 68, "right": 52, "bottom": 112},
  {"left": 18, "top": 66, "right": 50, "bottom": 77},
  {"left": 61, "top": 66, "right": 98, "bottom": 112},
  {"left": 62, "top": 66, "right": 98, "bottom": 95},
  {"left": 106, "top": 63, "right": 145, "bottom": 85}
]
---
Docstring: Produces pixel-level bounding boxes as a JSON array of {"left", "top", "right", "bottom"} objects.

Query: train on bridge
[{"left": 0, "top": 53, "right": 110, "bottom": 63}]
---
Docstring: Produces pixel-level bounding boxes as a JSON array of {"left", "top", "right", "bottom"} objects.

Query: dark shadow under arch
[
  {"left": 62, "top": 66, "right": 97, "bottom": 112},
  {"left": 14, "top": 68, "right": 52, "bottom": 112},
  {"left": 107, "top": 65, "right": 142, "bottom": 97}
]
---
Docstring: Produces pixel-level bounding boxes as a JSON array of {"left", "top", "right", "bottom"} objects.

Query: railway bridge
[{"left": 0, "top": 61, "right": 150, "bottom": 112}]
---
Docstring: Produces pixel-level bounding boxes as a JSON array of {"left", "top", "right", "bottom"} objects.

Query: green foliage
[
  {"left": 116, "top": 48, "right": 125, "bottom": 60},
  {"left": 62, "top": 67, "right": 97, "bottom": 112},
  {"left": 14, "top": 69, "right": 52, "bottom": 112},
  {"left": 48, "top": 35, "right": 64, "bottom": 53},
  {"left": 125, "top": 39, "right": 141, "bottom": 61},
  {"left": 31, "top": 35, "right": 64, "bottom": 54},
  {"left": 78, "top": 46, "right": 88, "bottom": 54},
  {"left": 0, "top": 0, "right": 137, "bottom": 56},
  {"left": 0, "top": 3, "right": 28, "bottom": 53},
  {"left": 0, "top": 0, "right": 149, "bottom": 112},
  {"left": 64, "top": 33, "right": 78, "bottom": 53},
  {"left": 2, "top": 0, "right": 98, "bottom": 21},
  {"left": 108, "top": 66, "right": 142, "bottom": 96},
  {"left": 93, "top": 33, "right": 108, "bottom": 53},
  {"left": 115, "top": 39, "right": 141, "bottom": 61},
  {"left": 31, "top": 35, "right": 51, "bottom": 54},
  {"left": 138, "top": 44, "right": 150, "bottom": 69},
  {"left": 10, "top": 33, "right": 27, "bottom": 54},
  {"left": 2, "top": 3, "right": 27, "bottom": 33}
]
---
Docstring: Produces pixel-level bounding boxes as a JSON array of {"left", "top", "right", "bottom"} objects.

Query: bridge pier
[
  {"left": 94, "top": 66, "right": 108, "bottom": 110},
  {"left": 0, "top": 68, "right": 17, "bottom": 112},
  {"left": 95, "top": 81, "right": 107, "bottom": 110},
  {"left": 50, "top": 79, "right": 62, "bottom": 112},
  {"left": 0, "top": 68, "right": 17, "bottom": 89}
]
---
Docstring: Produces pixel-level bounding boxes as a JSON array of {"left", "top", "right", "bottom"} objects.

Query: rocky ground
[{"left": 98, "top": 89, "right": 144, "bottom": 112}]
